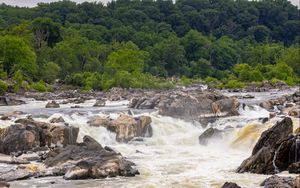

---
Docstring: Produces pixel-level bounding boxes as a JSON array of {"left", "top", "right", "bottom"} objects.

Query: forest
[{"left": 0, "top": 0, "right": 299, "bottom": 93}]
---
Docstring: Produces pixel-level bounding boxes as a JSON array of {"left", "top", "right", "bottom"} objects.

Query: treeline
[{"left": 0, "top": 0, "right": 299, "bottom": 93}]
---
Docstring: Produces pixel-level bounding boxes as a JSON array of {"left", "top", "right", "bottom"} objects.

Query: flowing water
[{"left": 1, "top": 89, "right": 298, "bottom": 188}]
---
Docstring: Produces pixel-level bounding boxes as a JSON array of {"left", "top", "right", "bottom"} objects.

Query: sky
[{"left": 0, "top": 0, "right": 299, "bottom": 7}]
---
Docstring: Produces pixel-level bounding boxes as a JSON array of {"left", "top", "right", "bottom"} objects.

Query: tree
[
  {"left": 40, "top": 62, "right": 61, "bottom": 83},
  {"left": 31, "top": 17, "right": 61, "bottom": 48},
  {"left": 0, "top": 35, "right": 37, "bottom": 78}
]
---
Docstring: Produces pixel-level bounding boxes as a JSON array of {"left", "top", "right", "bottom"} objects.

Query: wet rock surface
[
  {"left": 88, "top": 114, "right": 153, "bottom": 142},
  {"left": 0, "top": 96, "right": 25, "bottom": 106},
  {"left": 0, "top": 118, "right": 78, "bottom": 154},
  {"left": 45, "top": 101, "right": 60, "bottom": 108},
  {"left": 44, "top": 136, "right": 139, "bottom": 180},
  {"left": 129, "top": 89, "right": 240, "bottom": 126},
  {"left": 237, "top": 117, "right": 299, "bottom": 174},
  {"left": 261, "top": 175, "right": 300, "bottom": 188},
  {"left": 199, "top": 127, "right": 222, "bottom": 145}
]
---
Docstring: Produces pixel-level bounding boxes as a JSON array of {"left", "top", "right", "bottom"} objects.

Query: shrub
[
  {"left": 224, "top": 80, "right": 245, "bottom": 89},
  {"left": 0, "top": 80, "right": 8, "bottom": 95},
  {"left": 32, "top": 80, "right": 47, "bottom": 92}
]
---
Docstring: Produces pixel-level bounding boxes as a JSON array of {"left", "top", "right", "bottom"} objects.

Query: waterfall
[{"left": 273, "top": 142, "right": 284, "bottom": 174}]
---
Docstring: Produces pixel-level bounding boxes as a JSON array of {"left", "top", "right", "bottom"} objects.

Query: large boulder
[
  {"left": 261, "top": 175, "right": 300, "bottom": 188},
  {"left": 0, "top": 118, "right": 79, "bottom": 154},
  {"left": 0, "top": 124, "right": 41, "bottom": 155},
  {"left": 0, "top": 96, "right": 25, "bottom": 106},
  {"left": 158, "top": 92, "right": 239, "bottom": 123},
  {"left": 88, "top": 115, "right": 153, "bottom": 142},
  {"left": 44, "top": 136, "right": 139, "bottom": 180},
  {"left": 237, "top": 117, "right": 295, "bottom": 174}
]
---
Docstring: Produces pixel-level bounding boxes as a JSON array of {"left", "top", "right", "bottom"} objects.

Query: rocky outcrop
[
  {"left": 259, "top": 90, "right": 300, "bottom": 116},
  {"left": 45, "top": 101, "right": 60, "bottom": 108},
  {"left": 198, "top": 127, "right": 222, "bottom": 145},
  {"left": 237, "top": 117, "right": 298, "bottom": 174},
  {"left": 0, "top": 118, "right": 78, "bottom": 154},
  {"left": 44, "top": 136, "right": 139, "bottom": 180},
  {"left": 221, "top": 182, "right": 241, "bottom": 188},
  {"left": 244, "top": 80, "right": 290, "bottom": 92},
  {"left": 129, "top": 90, "right": 240, "bottom": 126},
  {"left": 261, "top": 175, "right": 300, "bottom": 188},
  {"left": 87, "top": 115, "right": 153, "bottom": 142},
  {"left": 0, "top": 96, "right": 25, "bottom": 106}
]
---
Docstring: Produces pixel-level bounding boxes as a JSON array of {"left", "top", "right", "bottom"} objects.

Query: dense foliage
[{"left": 0, "top": 0, "right": 299, "bottom": 91}]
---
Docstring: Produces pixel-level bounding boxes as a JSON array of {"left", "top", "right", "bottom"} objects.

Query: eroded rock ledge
[{"left": 237, "top": 117, "right": 299, "bottom": 174}]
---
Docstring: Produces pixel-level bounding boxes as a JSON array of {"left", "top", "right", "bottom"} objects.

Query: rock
[
  {"left": 0, "top": 97, "right": 25, "bottom": 106},
  {"left": 221, "top": 182, "right": 241, "bottom": 188},
  {"left": 0, "top": 181, "right": 10, "bottom": 188},
  {"left": 260, "top": 101, "right": 274, "bottom": 110},
  {"left": 242, "top": 94, "right": 255, "bottom": 99},
  {"left": 49, "top": 116, "right": 65, "bottom": 123},
  {"left": 0, "top": 124, "right": 41, "bottom": 155},
  {"left": 45, "top": 101, "right": 60, "bottom": 108},
  {"left": 87, "top": 116, "right": 111, "bottom": 128},
  {"left": 288, "top": 106, "right": 300, "bottom": 118},
  {"left": 237, "top": 117, "right": 294, "bottom": 174},
  {"left": 158, "top": 93, "right": 239, "bottom": 122},
  {"left": 93, "top": 99, "right": 106, "bottom": 107},
  {"left": 70, "top": 105, "right": 82, "bottom": 108},
  {"left": 198, "top": 127, "right": 222, "bottom": 145},
  {"left": 44, "top": 135, "right": 139, "bottom": 180},
  {"left": 261, "top": 175, "right": 299, "bottom": 188},
  {"left": 269, "top": 112, "right": 276, "bottom": 119},
  {"left": 87, "top": 115, "right": 153, "bottom": 143},
  {"left": 288, "top": 162, "right": 300, "bottom": 173},
  {"left": 110, "top": 115, "right": 153, "bottom": 142},
  {"left": 0, "top": 119, "right": 79, "bottom": 154},
  {"left": 0, "top": 165, "right": 33, "bottom": 181}
]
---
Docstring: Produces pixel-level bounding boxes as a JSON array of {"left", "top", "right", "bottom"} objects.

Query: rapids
[{"left": 1, "top": 89, "right": 298, "bottom": 188}]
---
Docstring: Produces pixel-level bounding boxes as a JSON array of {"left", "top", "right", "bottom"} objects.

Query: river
[{"left": 0, "top": 89, "right": 297, "bottom": 188}]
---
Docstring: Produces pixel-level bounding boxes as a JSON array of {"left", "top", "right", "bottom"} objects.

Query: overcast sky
[{"left": 0, "top": 0, "right": 298, "bottom": 7}]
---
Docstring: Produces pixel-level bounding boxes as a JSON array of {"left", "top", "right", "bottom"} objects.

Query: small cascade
[
  {"left": 273, "top": 142, "right": 284, "bottom": 174},
  {"left": 295, "top": 137, "right": 300, "bottom": 162},
  {"left": 69, "top": 126, "right": 73, "bottom": 144},
  {"left": 288, "top": 136, "right": 300, "bottom": 164}
]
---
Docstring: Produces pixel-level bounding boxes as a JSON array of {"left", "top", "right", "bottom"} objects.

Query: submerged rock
[
  {"left": 198, "top": 127, "right": 222, "bottom": 145},
  {"left": 237, "top": 117, "right": 297, "bottom": 174},
  {"left": 261, "top": 175, "right": 300, "bottom": 188},
  {"left": 93, "top": 99, "right": 106, "bottom": 107},
  {"left": 44, "top": 135, "right": 139, "bottom": 180},
  {"left": 88, "top": 114, "right": 153, "bottom": 143},
  {"left": 45, "top": 101, "right": 60, "bottom": 108},
  {"left": 221, "top": 182, "right": 241, "bottom": 188}
]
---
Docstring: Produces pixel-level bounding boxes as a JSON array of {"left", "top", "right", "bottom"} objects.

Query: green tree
[{"left": 0, "top": 35, "right": 37, "bottom": 78}]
